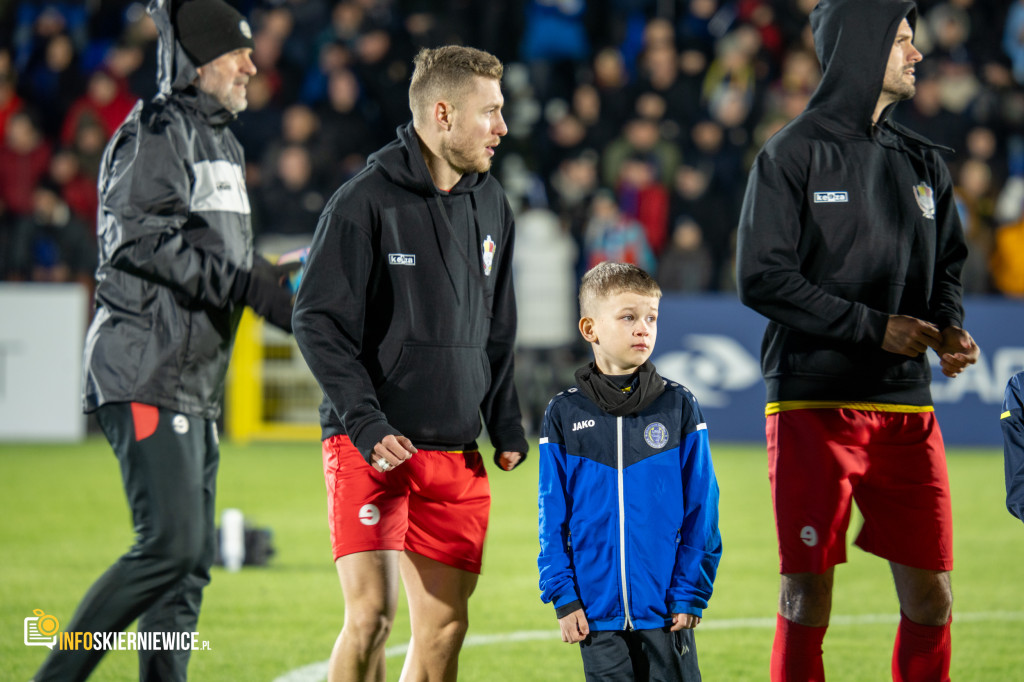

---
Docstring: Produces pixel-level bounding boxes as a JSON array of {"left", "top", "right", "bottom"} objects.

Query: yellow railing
[{"left": 226, "top": 309, "right": 322, "bottom": 442}]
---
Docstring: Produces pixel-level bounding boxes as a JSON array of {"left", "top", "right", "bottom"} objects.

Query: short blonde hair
[
  {"left": 408, "top": 46, "right": 503, "bottom": 124},
  {"left": 579, "top": 262, "right": 662, "bottom": 317}
]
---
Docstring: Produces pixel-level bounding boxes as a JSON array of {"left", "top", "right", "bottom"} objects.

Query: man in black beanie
[{"left": 33, "top": 1, "right": 296, "bottom": 680}]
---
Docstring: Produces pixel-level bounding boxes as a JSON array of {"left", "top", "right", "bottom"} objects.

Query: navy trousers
[{"left": 580, "top": 627, "right": 701, "bottom": 682}]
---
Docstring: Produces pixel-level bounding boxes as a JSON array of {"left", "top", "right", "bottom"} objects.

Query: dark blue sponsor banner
[{"left": 651, "top": 295, "right": 1024, "bottom": 446}]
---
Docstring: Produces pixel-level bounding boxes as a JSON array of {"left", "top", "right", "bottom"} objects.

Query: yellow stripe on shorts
[{"left": 765, "top": 401, "right": 935, "bottom": 416}]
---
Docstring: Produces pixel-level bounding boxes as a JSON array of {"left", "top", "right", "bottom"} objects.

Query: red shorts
[
  {"left": 767, "top": 407, "right": 952, "bottom": 574},
  {"left": 322, "top": 434, "right": 491, "bottom": 573}
]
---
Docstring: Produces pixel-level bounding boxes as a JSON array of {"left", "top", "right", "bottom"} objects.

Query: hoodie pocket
[{"left": 376, "top": 343, "right": 491, "bottom": 443}]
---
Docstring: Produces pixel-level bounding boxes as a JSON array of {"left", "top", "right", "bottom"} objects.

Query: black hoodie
[
  {"left": 736, "top": 0, "right": 968, "bottom": 406},
  {"left": 293, "top": 122, "right": 528, "bottom": 462}
]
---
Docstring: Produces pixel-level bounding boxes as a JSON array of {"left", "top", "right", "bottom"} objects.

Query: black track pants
[{"left": 35, "top": 402, "right": 219, "bottom": 682}]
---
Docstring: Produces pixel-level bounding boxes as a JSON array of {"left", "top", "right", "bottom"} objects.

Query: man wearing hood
[
  {"left": 292, "top": 46, "right": 527, "bottom": 681},
  {"left": 736, "top": 1, "right": 980, "bottom": 680},
  {"left": 35, "top": 1, "right": 295, "bottom": 680}
]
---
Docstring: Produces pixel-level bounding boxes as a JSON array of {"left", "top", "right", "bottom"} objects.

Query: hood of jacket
[
  {"left": 368, "top": 122, "right": 491, "bottom": 198},
  {"left": 148, "top": 0, "right": 236, "bottom": 125},
  {"left": 806, "top": 0, "right": 918, "bottom": 137}
]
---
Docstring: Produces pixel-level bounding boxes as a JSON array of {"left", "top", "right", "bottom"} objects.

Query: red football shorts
[
  {"left": 322, "top": 434, "right": 491, "bottom": 574},
  {"left": 767, "top": 407, "right": 952, "bottom": 575}
]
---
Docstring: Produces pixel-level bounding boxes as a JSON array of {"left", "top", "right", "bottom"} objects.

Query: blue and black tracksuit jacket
[
  {"left": 538, "top": 380, "right": 722, "bottom": 630},
  {"left": 1002, "top": 371, "right": 1024, "bottom": 522}
]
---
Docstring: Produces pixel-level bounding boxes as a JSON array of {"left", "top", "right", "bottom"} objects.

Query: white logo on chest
[
  {"left": 572, "top": 419, "right": 596, "bottom": 432},
  {"left": 813, "top": 191, "right": 849, "bottom": 203},
  {"left": 388, "top": 253, "right": 416, "bottom": 266}
]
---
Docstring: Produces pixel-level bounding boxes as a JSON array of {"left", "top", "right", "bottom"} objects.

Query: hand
[
  {"left": 237, "top": 257, "right": 301, "bottom": 332},
  {"left": 670, "top": 613, "right": 701, "bottom": 631},
  {"left": 497, "top": 451, "right": 523, "bottom": 471},
  {"left": 936, "top": 326, "right": 979, "bottom": 378},
  {"left": 882, "top": 315, "right": 942, "bottom": 357},
  {"left": 372, "top": 434, "right": 417, "bottom": 473},
  {"left": 558, "top": 608, "right": 590, "bottom": 643}
]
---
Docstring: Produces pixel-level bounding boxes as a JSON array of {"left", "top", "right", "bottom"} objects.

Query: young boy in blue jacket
[{"left": 538, "top": 262, "right": 722, "bottom": 681}]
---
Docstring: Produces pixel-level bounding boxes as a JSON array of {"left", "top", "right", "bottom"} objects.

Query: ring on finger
[{"left": 376, "top": 458, "right": 391, "bottom": 471}]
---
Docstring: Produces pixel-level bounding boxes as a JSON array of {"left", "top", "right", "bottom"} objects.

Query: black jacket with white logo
[
  {"left": 82, "top": 0, "right": 254, "bottom": 418},
  {"left": 736, "top": 0, "right": 968, "bottom": 405},
  {"left": 293, "top": 122, "right": 527, "bottom": 462}
]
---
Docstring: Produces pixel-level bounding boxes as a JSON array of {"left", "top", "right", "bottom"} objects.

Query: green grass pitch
[{"left": 3, "top": 439, "right": 1022, "bottom": 680}]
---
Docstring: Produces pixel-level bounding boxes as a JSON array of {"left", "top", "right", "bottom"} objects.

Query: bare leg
[
  {"left": 771, "top": 570, "right": 834, "bottom": 681},
  {"left": 398, "top": 552, "right": 479, "bottom": 682},
  {"left": 779, "top": 568, "right": 834, "bottom": 627},
  {"left": 328, "top": 550, "right": 401, "bottom": 682},
  {"left": 890, "top": 563, "right": 952, "bottom": 625},
  {"left": 890, "top": 563, "right": 953, "bottom": 681}
]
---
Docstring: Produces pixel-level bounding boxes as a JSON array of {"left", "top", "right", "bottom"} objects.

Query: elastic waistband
[{"left": 766, "top": 401, "right": 935, "bottom": 416}]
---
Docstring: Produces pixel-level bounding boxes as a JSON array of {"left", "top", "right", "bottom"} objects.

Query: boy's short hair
[
  {"left": 409, "top": 46, "right": 503, "bottom": 124},
  {"left": 579, "top": 262, "right": 662, "bottom": 317}
]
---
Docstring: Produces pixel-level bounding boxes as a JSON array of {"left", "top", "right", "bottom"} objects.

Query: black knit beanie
[{"left": 173, "top": 0, "right": 255, "bottom": 67}]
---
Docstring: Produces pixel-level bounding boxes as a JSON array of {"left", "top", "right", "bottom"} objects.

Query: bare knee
[
  {"left": 780, "top": 570, "right": 834, "bottom": 627},
  {"left": 433, "top": 615, "right": 469, "bottom": 646},
  {"left": 342, "top": 607, "right": 394, "bottom": 652},
  {"left": 892, "top": 566, "right": 951, "bottom": 626}
]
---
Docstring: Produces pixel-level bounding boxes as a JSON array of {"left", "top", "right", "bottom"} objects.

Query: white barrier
[{"left": 0, "top": 283, "right": 88, "bottom": 441}]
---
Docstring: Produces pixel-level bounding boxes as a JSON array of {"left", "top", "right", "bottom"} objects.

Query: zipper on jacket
[{"left": 616, "top": 416, "right": 634, "bottom": 630}]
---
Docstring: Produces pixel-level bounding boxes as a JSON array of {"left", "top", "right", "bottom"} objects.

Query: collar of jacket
[
  {"left": 174, "top": 85, "right": 237, "bottom": 127},
  {"left": 574, "top": 360, "right": 666, "bottom": 417}
]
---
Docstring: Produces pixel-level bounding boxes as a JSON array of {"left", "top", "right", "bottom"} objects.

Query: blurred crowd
[{"left": 1, "top": 0, "right": 1023, "bottom": 300}]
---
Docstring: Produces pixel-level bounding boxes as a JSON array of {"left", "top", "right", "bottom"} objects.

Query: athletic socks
[
  {"left": 892, "top": 611, "right": 952, "bottom": 682},
  {"left": 771, "top": 613, "right": 827, "bottom": 682},
  {"left": 769, "top": 610, "right": 951, "bottom": 681}
]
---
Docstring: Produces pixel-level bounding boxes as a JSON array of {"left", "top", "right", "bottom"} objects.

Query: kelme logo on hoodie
[
  {"left": 813, "top": 191, "right": 848, "bottom": 203},
  {"left": 389, "top": 253, "right": 416, "bottom": 266},
  {"left": 913, "top": 183, "right": 936, "bottom": 219}
]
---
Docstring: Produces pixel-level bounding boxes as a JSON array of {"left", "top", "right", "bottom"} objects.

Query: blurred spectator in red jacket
[
  {"left": 0, "top": 109, "right": 53, "bottom": 218},
  {"left": 59, "top": 66, "right": 136, "bottom": 148}
]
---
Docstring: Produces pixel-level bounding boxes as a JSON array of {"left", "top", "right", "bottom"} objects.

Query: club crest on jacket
[
  {"left": 913, "top": 182, "right": 935, "bottom": 219},
  {"left": 481, "top": 235, "right": 495, "bottom": 276},
  {"left": 644, "top": 422, "right": 669, "bottom": 449}
]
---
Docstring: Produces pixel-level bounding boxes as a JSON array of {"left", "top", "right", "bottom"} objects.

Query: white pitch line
[{"left": 272, "top": 611, "right": 1024, "bottom": 682}]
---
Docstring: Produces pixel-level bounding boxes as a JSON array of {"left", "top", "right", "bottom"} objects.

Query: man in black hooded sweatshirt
[
  {"left": 736, "top": 1, "right": 980, "bottom": 680},
  {"left": 292, "top": 46, "right": 527, "bottom": 681}
]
